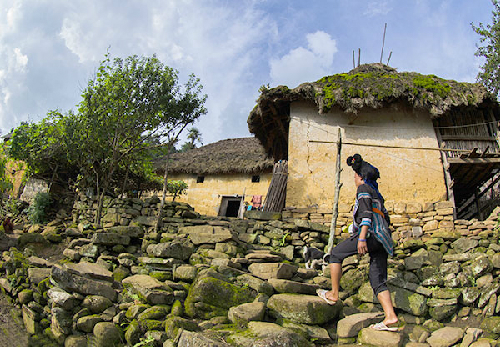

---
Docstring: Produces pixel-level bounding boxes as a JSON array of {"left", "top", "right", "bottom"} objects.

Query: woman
[{"left": 317, "top": 154, "right": 398, "bottom": 332}]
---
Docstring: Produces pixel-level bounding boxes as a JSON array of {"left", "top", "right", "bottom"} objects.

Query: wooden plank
[
  {"left": 489, "top": 109, "right": 500, "bottom": 149},
  {"left": 441, "top": 135, "right": 496, "bottom": 142},
  {"left": 448, "top": 157, "right": 500, "bottom": 164}
]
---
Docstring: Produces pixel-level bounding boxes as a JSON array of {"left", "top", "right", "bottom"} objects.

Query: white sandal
[{"left": 316, "top": 289, "right": 336, "bottom": 305}]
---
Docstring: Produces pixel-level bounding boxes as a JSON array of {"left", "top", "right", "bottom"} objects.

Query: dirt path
[{"left": 0, "top": 292, "right": 28, "bottom": 347}]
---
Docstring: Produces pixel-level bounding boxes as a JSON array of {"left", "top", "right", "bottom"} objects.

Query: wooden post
[
  {"left": 474, "top": 190, "right": 483, "bottom": 220},
  {"left": 328, "top": 128, "right": 343, "bottom": 253},
  {"left": 434, "top": 128, "right": 456, "bottom": 219},
  {"left": 488, "top": 110, "right": 500, "bottom": 150}
]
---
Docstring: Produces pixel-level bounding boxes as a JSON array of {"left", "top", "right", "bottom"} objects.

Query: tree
[
  {"left": 472, "top": 0, "right": 500, "bottom": 97},
  {"left": 7, "top": 112, "right": 81, "bottom": 190},
  {"left": 0, "top": 147, "right": 13, "bottom": 207},
  {"left": 8, "top": 53, "right": 207, "bottom": 226},
  {"left": 78, "top": 53, "right": 207, "bottom": 224},
  {"left": 179, "top": 127, "right": 203, "bottom": 152},
  {"left": 167, "top": 180, "right": 188, "bottom": 201}
]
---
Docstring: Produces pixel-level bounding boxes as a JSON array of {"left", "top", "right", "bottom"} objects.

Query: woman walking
[{"left": 317, "top": 154, "right": 398, "bottom": 331}]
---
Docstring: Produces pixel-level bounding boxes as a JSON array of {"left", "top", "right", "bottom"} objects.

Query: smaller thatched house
[
  {"left": 155, "top": 137, "right": 274, "bottom": 216},
  {"left": 248, "top": 63, "right": 500, "bottom": 219}
]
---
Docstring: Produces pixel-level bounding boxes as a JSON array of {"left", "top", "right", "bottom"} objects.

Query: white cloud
[
  {"left": 269, "top": 31, "right": 337, "bottom": 87},
  {"left": 363, "top": 1, "right": 393, "bottom": 17}
]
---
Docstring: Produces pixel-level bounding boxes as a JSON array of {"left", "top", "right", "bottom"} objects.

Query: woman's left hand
[{"left": 357, "top": 240, "right": 368, "bottom": 254}]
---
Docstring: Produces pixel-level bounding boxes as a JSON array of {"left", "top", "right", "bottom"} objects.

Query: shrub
[{"left": 27, "top": 192, "right": 53, "bottom": 224}]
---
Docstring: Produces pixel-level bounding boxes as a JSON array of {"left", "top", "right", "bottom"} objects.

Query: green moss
[
  {"left": 149, "top": 271, "right": 172, "bottom": 282},
  {"left": 184, "top": 276, "right": 256, "bottom": 319},
  {"left": 140, "top": 319, "right": 164, "bottom": 331},
  {"left": 412, "top": 76, "right": 451, "bottom": 98},
  {"left": 171, "top": 299, "right": 184, "bottom": 316}
]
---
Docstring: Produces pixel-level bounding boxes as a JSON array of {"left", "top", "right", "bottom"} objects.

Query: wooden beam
[
  {"left": 434, "top": 127, "right": 456, "bottom": 217},
  {"left": 441, "top": 135, "right": 497, "bottom": 142},
  {"left": 448, "top": 157, "right": 500, "bottom": 164}
]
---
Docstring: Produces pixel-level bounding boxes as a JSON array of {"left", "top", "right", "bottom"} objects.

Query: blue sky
[{"left": 0, "top": 0, "right": 495, "bottom": 145}]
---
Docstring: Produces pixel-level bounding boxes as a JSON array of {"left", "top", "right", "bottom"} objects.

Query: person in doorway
[
  {"left": 2, "top": 216, "right": 14, "bottom": 234},
  {"left": 317, "top": 153, "right": 399, "bottom": 332}
]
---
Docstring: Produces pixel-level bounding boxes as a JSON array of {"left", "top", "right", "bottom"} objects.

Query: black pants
[{"left": 326, "top": 234, "right": 389, "bottom": 296}]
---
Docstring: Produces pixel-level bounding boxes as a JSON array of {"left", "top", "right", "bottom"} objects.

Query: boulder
[
  {"left": 248, "top": 263, "right": 297, "bottom": 280},
  {"left": 427, "top": 298, "right": 458, "bottom": 321},
  {"left": 389, "top": 285, "right": 428, "bottom": 316},
  {"left": 427, "top": 327, "right": 464, "bottom": 347},
  {"left": 282, "top": 322, "right": 332, "bottom": 344},
  {"left": 52, "top": 307, "right": 73, "bottom": 337},
  {"left": 92, "top": 232, "right": 130, "bottom": 246},
  {"left": 176, "top": 330, "right": 227, "bottom": 347},
  {"left": 76, "top": 315, "right": 103, "bottom": 333},
  {"left": 358, "top": 327, "right": 403, "bottom": 347},
  {"left": 340, "top": 268, "right": 367, "bottom": 292},
  {"left": 165, "top": 317, "right": 200, "bottom": 339},
  {"left": 92, "top": 322, "right": 122, "bottom": 347},
  {"left": 27, "top": 267, "right": 52, "bottom": 285},
  {"left": 22, "top": 305, "right": 37, "bottom": 334},
  {"left": 146, "top": 242, "right": 193, "bottom": 260},
  {"left": 337, "top": 312, "right": 384, "bottom": 338},
  {"left": 82, "top": 295, "right": 113, "bottom": 314},
  {"left": 236, "top": 274, "right": 274, "bottom": 296},
  {"left": 228, "top": 302, "right": 266, "bottom": 324},
  {"left": 179, "top": 225, "right": 235, "bottom": 244},
  {"left": 480, "top": 316, "right": 500, "bottom": 334},
  {"left": 243, "top": 321, "right": 312, "bottom": 347},
  {"left": 173, "top": 265, "right": 198, "bottom": 282},
  {"left": 64, "top": 336, "right": 88, "bottom": 347},
  {"left": 184, "top": 273, "right": 256, "bottom": 319},
  {"left": 51, "top": 265, "right": 117, "bottom": 301},
  {"left": 245, "top": 252, "right": 283, "bottom": 263},
  {"left": 451, "top": 238, "right": 479, "bottom": 253},
  {"left": 134, "top": 215, "right": 157, "bottom": 227},
  {"left": 462, "top": 256, "right": 493, "bottom": 278},
  {"left": 267, "top": 278, "right": 319, "bottom": 295},
  {"left": 104, "top": 225, "right": 143, "bottom": 238},
  {"left": 122, "top": 274, "right": 173, "bottom": 305},
  {"left": 48, "top": 287, "right": 78, "bottom": 310},
  {"left": 63, "top": 262, "right": 114, "bottom": 282},
  {"left": 267, "top": 293, "right": 342, "bottom": 324}
]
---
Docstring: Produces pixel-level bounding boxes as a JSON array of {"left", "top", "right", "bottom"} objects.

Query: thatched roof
[
  {"left": 155, "top": 137, "right": 274, "bottom": 175},
  {"left": 248, "top": 63, "right": 499, "bottom": 159}
]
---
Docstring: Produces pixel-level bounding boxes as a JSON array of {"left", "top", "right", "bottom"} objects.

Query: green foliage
[
  {"left": 132, "top": 335, "right": 155, "bottom": 347},
  {"left": 7, "top": 53, "right": 207, "bottom": 224},
  {"left": 167, "top": 180, "right": 188, "bottom": 201},
  {"left": 0, "top": 147, "right": 14, "bottom": 201},
  {"left": 472, "top": 0, "right": 500, "bottom": 97},
  {"left": 27, "top": 192, "right": 52, "bottom": 224}
]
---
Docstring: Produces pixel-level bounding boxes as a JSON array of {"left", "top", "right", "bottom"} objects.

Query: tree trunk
[
  {"left": 121, "top": 167, "right": 130, "bottom": 198},
  {"left": 155, "top": 146, "right": 171, "bottom": 233},
  {"left": 327, "top": 128, "right": 343, "bottom": 253},
  {"left": 96, "top": 189, "right": 105, "bottom": 226}
]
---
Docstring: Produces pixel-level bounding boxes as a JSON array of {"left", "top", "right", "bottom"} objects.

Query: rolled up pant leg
[{"left": 367, "top": 236, "right": 389, "bottom": 296}]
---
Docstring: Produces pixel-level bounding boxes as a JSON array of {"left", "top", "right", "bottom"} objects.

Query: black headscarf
[{"left": 347, "top": 154, "right": 384, "bottom": 202}]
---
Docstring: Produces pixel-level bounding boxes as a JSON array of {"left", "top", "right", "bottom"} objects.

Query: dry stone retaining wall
[{"left": 0, "top": 195, "right": 497, "bottom": 346}]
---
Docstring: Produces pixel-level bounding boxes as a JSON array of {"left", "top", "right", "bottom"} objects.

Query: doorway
[{"left": 218, "top": 195, "right": 244, "bottom": 217}]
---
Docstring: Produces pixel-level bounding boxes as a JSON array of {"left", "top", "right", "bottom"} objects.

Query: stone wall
[{"left": 0, "top": 195, "right": 497, "bottom": 346}]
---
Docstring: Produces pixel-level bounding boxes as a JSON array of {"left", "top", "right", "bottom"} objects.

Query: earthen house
[
  {"left": 248, "top": 63, "right": 500, "bottom": 220},
  {"left": 155, "top": 137, "right": 274, "bottom": 217}
]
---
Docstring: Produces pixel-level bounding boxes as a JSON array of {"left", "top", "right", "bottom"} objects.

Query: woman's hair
[{"left": 346, "top": 154, "right": 379, "bottom": 182}]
